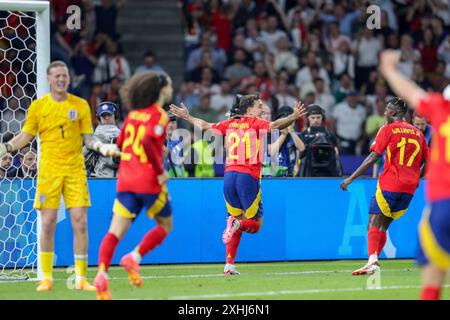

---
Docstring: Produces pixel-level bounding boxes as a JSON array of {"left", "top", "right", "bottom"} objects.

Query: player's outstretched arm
[
  {"left": 379, "top": 50, "right": 426, "bottom": 110},
  {"left": 84, "top": 134, "right": 121, "bottom": 158},
  {"left": 269, "top": 101, "right": 307, "bottom": 131},
  {"left": 340, "top": 151, "right": 381, "bottom": 191},
  {"left": 0, "top": 132, "right": 34, "bottom": 157},
  {"left": 169, "top": 103, "right": 213, "bottom": 131}
]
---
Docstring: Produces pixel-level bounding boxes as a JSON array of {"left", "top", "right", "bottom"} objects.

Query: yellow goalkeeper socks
[
  {"left": 74, "top": 255, "right": 88, "bottom": 278},
  {"left": 40, "top": 251, "right": 54, "bottom": 280}
]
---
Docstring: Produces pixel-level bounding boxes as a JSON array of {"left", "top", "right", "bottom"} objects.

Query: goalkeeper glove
[{"left": 93, "top": 142, "right": 121, "bottom": 157}]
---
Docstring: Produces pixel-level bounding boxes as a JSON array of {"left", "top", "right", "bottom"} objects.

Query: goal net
[{"left": 0, "top": 0, "right": 49, "bottom": 281}]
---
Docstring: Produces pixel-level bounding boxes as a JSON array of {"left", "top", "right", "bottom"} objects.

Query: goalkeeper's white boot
[{"left": 224, "top": 264, "right": 240, "bottom": 276}]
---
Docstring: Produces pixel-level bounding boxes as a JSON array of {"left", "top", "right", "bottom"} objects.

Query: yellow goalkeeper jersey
[{"left": 22, "top": 93, "right": 93, "bottom": 175}]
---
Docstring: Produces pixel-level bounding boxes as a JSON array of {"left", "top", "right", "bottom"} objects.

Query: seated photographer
[
  {"left": 270, "top": 106, "right": 305, "bottom": 177},
  {"left": 84, "top": 102, "right": 121, "bottom": 178},
  {"left": 298, "top": 105, "right": 342, "bottom": 177}
]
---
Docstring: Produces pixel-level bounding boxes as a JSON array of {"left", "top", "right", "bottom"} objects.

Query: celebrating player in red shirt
[
  {"left": 340, "top": 97, "right": 429, "bottom": 276},
  {"left": 93, "top": 72, "right": 173, "bottom": 300},
  {"left": 380, "top": 49, "right": 450, "bottom": 300},
  {"left": 170, "top": 94, "right": 306, "bottom": 275}
]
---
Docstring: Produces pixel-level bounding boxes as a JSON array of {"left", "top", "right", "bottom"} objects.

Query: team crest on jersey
[{"left": 68, "top": 110, "right": 78, "bottom": 121}]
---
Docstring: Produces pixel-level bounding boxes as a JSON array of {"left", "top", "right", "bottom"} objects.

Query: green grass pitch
[{"left": 0, "top": 259, "right": 448, "bottom": 300}]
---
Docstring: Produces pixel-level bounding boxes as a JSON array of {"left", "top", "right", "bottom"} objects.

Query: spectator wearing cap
[
  {"left": 134, "top": 51, "right": 165, "bottom": 75},
  {"left": 331, "top": 91, "right": 367, "bottom": 155},
  {"left": 270, "top": 105, "right": 305, "bottom": 177},
  {"left": 84, "top": 102, "right": 121, "bottom": 178},
  {"left": 298, "top": 104, "right": 341, "bottom": 177}
]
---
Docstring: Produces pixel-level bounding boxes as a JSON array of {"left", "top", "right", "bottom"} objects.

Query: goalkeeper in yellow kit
[{"left": 0, "top": 61, "right": 120, "bottom": 292}]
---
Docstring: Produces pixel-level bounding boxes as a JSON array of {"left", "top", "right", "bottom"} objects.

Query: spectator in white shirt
[
  {"left": 273, "top": 78, "right": 297, "bottom": 111},
  {"left": 93, "top": 40, "right": 130, "bottom": 83},
  {"left": 353, "top": 28, "right": 383, "bottom": 90},
  {"left": 333, "top": 40, "right": 355, "bottom": 79},
  {"left": 295, "top": 51, "right": 330, "bottom": 91},
  {"left": 314, "top": 77, "right": 335, "bottom": 118},
  {"left": 325, "top": 21, "right": 351, "bottom": 54},
  {"left": 397, "top": 34, "right": 421, "bottom": 79},
  {"left": 260, "top": 15, "right": 288, "bottom": 54},
  {"left": 274, "top": 35, "right": 298, "bottom": 75},
  {"left": 331, "top": 91, "right": 367, "bottom": 155}
]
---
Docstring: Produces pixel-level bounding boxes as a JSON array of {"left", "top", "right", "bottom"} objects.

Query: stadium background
[{"left": 0, "top": 0, "right": 449, "bottom": 269}]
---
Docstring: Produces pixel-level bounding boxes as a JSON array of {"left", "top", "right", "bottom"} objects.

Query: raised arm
[
  {"left": 269, "top": 101, "right": 307, "bottom": 131},
  {"left": 0, "top": 131, "right": 34, "bottom": 156},
  {"left": 340, "top": 151, "right": 381, "bottom": 191},
  {"left": 169, "top": 103, "right": 213, "bottom": 131},
  {"left": 379, "top": 50, "right": 427, "bottom": 109}
]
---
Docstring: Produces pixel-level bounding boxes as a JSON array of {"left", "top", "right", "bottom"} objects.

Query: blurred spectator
[
  {"left": 16, "top": 149, "right": 37, "bottom": 179},
  {"left": 198, "top": 66, "right": 221, "bottom": 94},
  {"left": 412, "top": 62, "right": 433, "bottom": 90},
  {"left": 295, "top": 51, "right": 330, "bottom": 92},
  {"left": 365, "top": 97, "right": 386, "bottom": 141},
  {"left": 95, "top": 0, "right": 126, "bottom": 39},
  {"left": 331, "top": 92, "right": 367, "bottom": 155},
  {"left": 190, "top": 93, "right": 218, "bottom": 125},
  {"left": 334, "top": 73, "right": 354, "bottom": 104},
  {"left": 270, "top": 106, "right": 305, "bottom": 177},
  {"left": 244, "top": 18, "right": 265, "bottom": 61},
  {"left": 397, "top": 34, "right": 421, "bottom": 79},
  {"left": 224, "top": 49, "right": 253, "bottom": 89},
  {"left": 134, "top": 51, "right": 165, "bottom": 75},
  {"left": 333, "top": 40, "right": 355, "bottom": 79},
  {"left": 418, "top": 27, "right": 439, "bottom": 73},
  {"left": 227, "top": 32, "right": 253, "bottom": 66},
  {"left": 93, "top": 39, "right": 131, "bottom": 83},
  {"left": 210, "top": 79, "right": 234, "bottom": 120},
  {"left": 314, "top": 77, "right": 335, "bottom": 119},
  {"left": 325, "top": 21, "right": 351, "bottom": 54},
  {"left": 1, "top": 98, "right": 25, "bottom": 136},
  {"left": 353, "top": 28, "right": 382, "bottom": 90},
  {"left": 0, "top": 153, "right": 14, "bottom": 179},
  {"left": 273, "top": 35, "right": 298, "bottom": 75},
  {"left": 273, "top": 79, "right": 297, "bottom": 112},
  {"left": 438, "top": 35, "right": 450, "bottom": 78},
  {"left": 88, "top": 83, "right": 105, "bottom": 126},
  {"left": 175, "top": 81, "right": 200, "bottom": 111},
  {"left": 165, "top": 116, "right": 186, "bottom": 178},
  {"left": 411, "top": 112, "right": 433, "bottom": 147},
  {"left": 233, "top": 0, "right": 261, "bottom": 30},
  {"left": 186, "top": 31, "right": 227, "bottom": 73},
  {"left": 84, "top": 102, "right": 121, "bottom": 178},
  {"left": 260, "top": 15, "right": 288, "bottom": 54},
  {"left": 71, "top": 38, "right": 98, "bottom": 98},
  {"left": 187, "top": 52, "right": 221, "bottom": 83},
  {"left": 50, "top": 20, "right": 73, "bottom": 66}
]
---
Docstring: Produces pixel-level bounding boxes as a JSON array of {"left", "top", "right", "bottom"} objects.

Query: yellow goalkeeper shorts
[{"left": 34, "top": 173, "right": 91, "bottom": 210}]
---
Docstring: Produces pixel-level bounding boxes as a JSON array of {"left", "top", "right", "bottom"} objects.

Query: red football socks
[
  {"left": 98, "top": 232, "right": 119, "bottom": 272},
  {"left": 368, "top": 226, "right": 381, "bottom": 256},
  {"left": 137, "top": 225, "right": 167, "bottom": 257},
  {"left": 239, "top": 219, "right": 260, "bottom": 233},
  {"left": 420, "top": 286, "right": 441, "bottom": 300},
  {"left": 226, "top": 230, "right": 242, "bottom": 264},
  {"left": 378, "top": 230, "right": 387, "bottom": 256}
]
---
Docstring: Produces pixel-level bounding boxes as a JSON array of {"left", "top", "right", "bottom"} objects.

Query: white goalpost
[{"left": 0, "top": 0, "right": 49, "bottom": 280}]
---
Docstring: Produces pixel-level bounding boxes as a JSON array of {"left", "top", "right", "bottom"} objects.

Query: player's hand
[
  {"left": 0, "top": 143, "right": 7, "bottom": 158},
  {"left": 340, "top": 178, "right": 353, "bottom": 191},
  {"left": 157, "top": 171, "right": 169, "bottom": 185},
  {"left": 292, "top": 101, "right": 307, "bottom": 120},
  {"left": 379, "top": 50, "right": 400, "bottom": 74},
  {"left": 169, "top": 103, "right": 190, "bottom": 120},
  {"left": 98, "top": 143, "right": 121, "bottom": 158}
]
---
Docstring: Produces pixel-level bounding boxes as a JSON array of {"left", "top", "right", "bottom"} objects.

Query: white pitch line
[
  {"left": 0, "top": 268, "right": 416, "bottom": 283},
  {"left": 170, "top": 284, "right": 450, "bottom": 300}
]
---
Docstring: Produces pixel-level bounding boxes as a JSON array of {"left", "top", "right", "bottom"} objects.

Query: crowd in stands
[
  {"left": 177, "top": 0, "right": 450, "bottom": 159},
  {"left": 1, "top": 0, "right": 450, "bottom": 179}
]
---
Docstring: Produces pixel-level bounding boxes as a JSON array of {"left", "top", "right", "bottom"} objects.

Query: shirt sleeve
[
  {"left": 421, "top": 135, "right": 430, "bottom": 162},
  {"left": 22, "top": 100, "right": 38, "bottom": 136},
  {"left": 147, "top": 112, "right": 168, "bottom": 139},
  {"left": 416, "top": 93, "right": 444, "bottom": 123},
  {"left": 370, "top": 125, "right": 389, "bottom": 156},
  {"left": 80, "top": 100, "right": 94, "bottom": 135},
  {"left": 256, "top": 118, "right": 270, "bottom": 131},
  {"left": 211, "top": 120, "right": 229, "bottom": 135}
]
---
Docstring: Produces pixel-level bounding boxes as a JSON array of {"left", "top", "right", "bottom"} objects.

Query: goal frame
[{"left": 0, "top": 0, "right": 50, "bottom": 280}]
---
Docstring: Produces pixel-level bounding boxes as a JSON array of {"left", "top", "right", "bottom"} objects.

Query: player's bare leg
[
  {"left": 353, "top": 214, "right": 392, "bottom": 276},
  {"left": 224, "top": 215, "right": 263, "bottom": 275},
  {"left": 36, "top": 209, "right": 57, "bottom": 292},
  {"left": 70, "top": 207, "right": 96, "bottom": 291},
  {"left": 420, "top": 263, "right": 447, "bottom": 300},
  {"left": 121, "top": 215, "right": 173, "bottom": 288},
  {"left": 95, "top": 214, "right": 132, "bottom": 300}
]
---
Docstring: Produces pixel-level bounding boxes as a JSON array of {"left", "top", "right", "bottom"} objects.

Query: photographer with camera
[
  {"left": 84, "top": 102, "right": 121, "bottom": 178},
  {"left": 298, "top": 104, "right": 342, "bottom": 177}
]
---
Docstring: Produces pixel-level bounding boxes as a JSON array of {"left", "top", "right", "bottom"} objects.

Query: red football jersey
[
  {"left": 116, "top": 105, "right": 168, "bottom": 194},
  {"left": 417, "top": 93, "right": 450, "bottom": 201},
  {"left": 212, "top": 116, "right": 270, "bottom": 180},
  {"left": 370, "top": 120, "right": 429, "bottom": 194}
]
